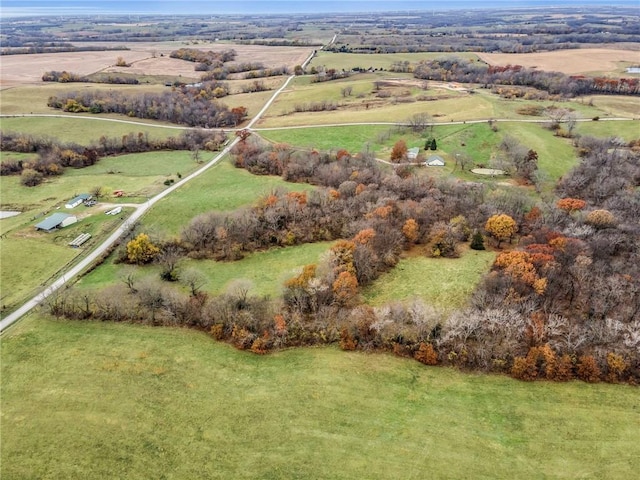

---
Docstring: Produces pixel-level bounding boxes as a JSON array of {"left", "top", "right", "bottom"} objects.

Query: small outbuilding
[
  {"left": 65, "top": 194, "right": 91, "bottom": 209},
  {"left": 407, "top": 147, "right": 421, "bottom": 160},
  {"left": 425, "top": 155, "right": 446, "bottom": 167},
  {"left": 35, "top": 213, "right": 77, "bottom": 232}
]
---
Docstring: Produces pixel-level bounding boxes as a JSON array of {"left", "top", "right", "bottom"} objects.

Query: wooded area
[{"left": 46, "top": 135, "right": 640, "bottom": 383}]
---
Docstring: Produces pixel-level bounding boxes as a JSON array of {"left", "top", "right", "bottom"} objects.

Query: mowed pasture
[
  {"left": 255, "top": 72, "right": 628, "bottom": 128},
  {"left": 0, "top": 116, "right": 184, "bottom": 144},
  {"left": 575, "top": 119, "right": 640, "bottom": 141},
  {"left": 78, "top": 241, "right": 334, "bottom": 299},
  {"left": 2, "top": 317, "right": 639, "bottom": 479},
  {"left": 476, "top": 48, "right": 640, "bottom": 76},
  {"left": 363, "top": 248, "right": 497, "bottom": 311},
  {"left": 258, "top": 124, "right": 391, "bottom": 153}
]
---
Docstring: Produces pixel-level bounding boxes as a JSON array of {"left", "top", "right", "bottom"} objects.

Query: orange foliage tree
[
  {"left": 576, "top": 355, "right": 601, "bottom": 383},
  {"left": 494, "top": 251, "right": 548, "bottom": 295},
  {"left": 354, "top": 228, "right": 376, "bottom": 245},
  {"left": 402, "top": 218, "right": 420, "bottom": 244},
  {"left": 414, "top": 342, "right": 438, "bottom": 365},
  {"left": 556, "top": 197, "right": 586, "bottom": 213},
  {"left": 332, "top": 271, "right": 359, "bottom": 306},
  {"left": 390, "top": 139, "right": 408, "bottom": 162}
]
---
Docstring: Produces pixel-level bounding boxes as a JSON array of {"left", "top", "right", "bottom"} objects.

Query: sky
[{"left": 1, "top": 0, "right": 638, "bottom": 17}]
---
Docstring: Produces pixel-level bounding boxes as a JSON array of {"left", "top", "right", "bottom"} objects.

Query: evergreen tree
[{"left": 470, "top": 230, "right": 485, "bottom": 250}]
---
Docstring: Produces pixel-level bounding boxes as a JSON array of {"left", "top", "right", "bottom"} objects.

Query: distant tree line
[
  {"left": 47, "top": 134, "right": 640, "bottom": 383},
  {"left": 413, "top": 57, "right": 640, "bottom": 97},
  {"left": 1, "top": 44, "right": 128, "bottom": 55},
  {"left": 46, "top": 81, "right": 247, "bottom": 127},
  {"left": 0, "top": 129, "right": 227, "bottom": 183},
  {"left": 237, "top": 39, "right": 323, "bottom": 47}
]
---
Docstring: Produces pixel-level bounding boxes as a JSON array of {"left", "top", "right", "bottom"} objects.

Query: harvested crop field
[
  {"left": 477, "top": 48, "right": 640, "bottom": 76},
  {"left": 0, "top": 50, "right": 149, "bottom": 87},
  {"left": 0, "top": 42, "right": 312, "bottom": 87}
]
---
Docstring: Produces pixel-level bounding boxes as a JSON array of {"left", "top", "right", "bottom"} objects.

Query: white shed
[
  {"left": 65, "top": 194, "right": 91, "bottom": 209},
  {"left": 407, "top": 147, "right": 421, "bottom": 160},
  {"left": 425, "top": 155, "right": 446, "bottom": 167}
]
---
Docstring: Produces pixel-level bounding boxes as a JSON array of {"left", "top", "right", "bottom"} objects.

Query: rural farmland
[{"left": 1, "top": 4, "right": 639, "bottom": 479}]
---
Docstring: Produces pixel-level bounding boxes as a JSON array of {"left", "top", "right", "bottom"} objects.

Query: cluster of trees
[
  {"left": 0, "top": 129, "right": 226, "bottom": 183},
  {"left": 200, "top": 62, "right": 266, "bottom": 80},
  {"left": 292, "top": 100, "right": 339, "bottom": 113},
  {"left": 46, "top": 82, "right": 246, "bottom": 127},
  {"left": 243, "top": 66, "right": 290, "bottom": 79},
  {"left": 309, "top": 67, "right": 352, "bottom": 83},
  {"left": 413, "top": 57, "right": 640, "bottom": 97},
  {"left": 46, "top": 134, "right": 639, "bottom": 383},
  {"left": 169, "top": 48, "right": 236, "bottom": 71},
  {"left": 42, "top": 70, "right": 139, "bottom": 85}
]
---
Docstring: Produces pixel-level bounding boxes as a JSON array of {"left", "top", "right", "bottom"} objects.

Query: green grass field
[
  {"left": 2, "top": 316, "right": 638, "bottom": 479},
  {"left": 363, "top": 248, "right": 496, "bottom": 310},
  {"left": 0, "top": 238, "right": 78, "bottom": 310},
  {"left": 140, "top": 159, "right": 316, "bottom": 237},
  {"left": 576, "top": 119, "right": 640, "bottom": 141},
  {"left": 0, "top": 151, "right": 199, "bottom": 214},
  {"left": 258, "top": 124, "right": 391, "bottom": 153},
  {"left": 0, "top": 116, "right": 184, "bottom": 144},
  {"left": 504, "top": 122, "right": 577, "bottom": 183},
  {"left": 584, "top": 95, "right": 640, "bottom": 118},
  {"left": 78, "top": 241, "right": 334, "bottom": 298}
]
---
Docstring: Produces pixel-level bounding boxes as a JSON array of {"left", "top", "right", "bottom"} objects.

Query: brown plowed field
[
  {"left": 477, "top": 48, "right": 640, "bottom": 76},
  {"left": 0, "top": 42, "right": 312, "bottom": 87}
]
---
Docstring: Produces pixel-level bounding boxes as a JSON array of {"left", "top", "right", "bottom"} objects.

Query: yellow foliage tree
[
  {"left": 126, "top": 233, "right": 160, "bottom": 264},
  {"left": 485, "top": 213, "right": 517, "bottom": 247}
]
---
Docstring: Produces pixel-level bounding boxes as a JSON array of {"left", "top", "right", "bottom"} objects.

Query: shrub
[
  {"left": 414, "top": 342, "right": 438, "bottom": 365},
  {"left": 576, "top": 355, "right": 601, "bottom": 383},
  {"left": 20, "top": 168, "right": 43, "bottom": 187},
  {"left": 606, "top": 352, "right": 628, "bottom": 383},
  {"left": 585, "top": 209, "right": 616, "bottom": 229},
  {"left": 553, "top": 354, "right": 574, "bottom": 382},
  {"left": 511, "top": 356, "right": 538, "bottom": 381}
]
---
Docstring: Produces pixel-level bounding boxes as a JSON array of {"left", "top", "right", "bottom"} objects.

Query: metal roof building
[
  {"left": 65, "top": 194, "right": 91, "bottom": 209},
  {"left": 35, "top": 213, "right": 77, "bottom": 231}
]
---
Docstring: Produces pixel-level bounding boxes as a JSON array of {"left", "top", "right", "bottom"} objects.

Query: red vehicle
[{"left": 113, "top": 190, "right": 124, "bottom": 197}]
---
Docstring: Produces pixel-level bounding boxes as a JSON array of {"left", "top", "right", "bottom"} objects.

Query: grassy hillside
[
  {"left": 2, "top": 317, "right": 638, "bottom": 479},
  {"left": 140, "top": 159, "right": 316, "bottom": 237}
]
